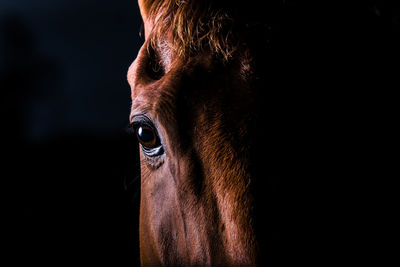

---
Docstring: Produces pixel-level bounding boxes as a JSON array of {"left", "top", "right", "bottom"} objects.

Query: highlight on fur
[{"left": 141, "top": 0, "right": 237, "bottom": 61}]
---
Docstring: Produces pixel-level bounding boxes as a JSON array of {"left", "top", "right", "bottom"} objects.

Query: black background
[{"left": 1, "top": 0, "right": 142, "bottom": 265}]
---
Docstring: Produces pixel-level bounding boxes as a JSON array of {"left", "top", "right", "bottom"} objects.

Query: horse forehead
[
  {"left": 130, "top": 61, "right": 215, "bottom": 112},
  {"left": 129, "top": 73, "right": 186, "bottom": 125},
  {"left": 128, "top": 56, "right": 177, "bottom": 98}
]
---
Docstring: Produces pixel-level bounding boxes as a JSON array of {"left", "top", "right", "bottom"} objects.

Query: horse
[{"left": 126, "top": 0, "right": 378, "bottom": 265}]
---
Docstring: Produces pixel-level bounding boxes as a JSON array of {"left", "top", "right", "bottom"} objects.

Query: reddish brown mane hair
[{"left": 141, "top": 0, "right": 237, "bottom": 61}]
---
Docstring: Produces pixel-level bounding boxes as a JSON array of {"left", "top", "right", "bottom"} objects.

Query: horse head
[{"left": 128, "top": 0, "right": 284, "bottom": 265}]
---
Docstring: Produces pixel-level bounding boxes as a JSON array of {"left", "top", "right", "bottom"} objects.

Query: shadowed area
[
  {"left": 1, "top": 0, "right": 389, "bottom": 265},
  {"left": 1, "top": 0, "right": 143, "bottom": 265}
]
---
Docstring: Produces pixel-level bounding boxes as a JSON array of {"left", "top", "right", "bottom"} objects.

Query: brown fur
[
  {"left": 129, "top": 0, "right": 258, "bottom": 265},
  {"left": 139, "top": 0, "right": 236, "bottom": 61},
  {"left": 128, "top": 1, "right": 386, "bottom": 265}
]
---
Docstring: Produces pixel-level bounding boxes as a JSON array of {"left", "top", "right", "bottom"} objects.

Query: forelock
[{"left": 141, "top": 0, "right": 237, "bottom": 61}]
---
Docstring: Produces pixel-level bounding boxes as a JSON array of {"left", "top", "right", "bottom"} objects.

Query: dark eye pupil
[{"left": 137, "top": 126, "right": 157, "bottom": 147}]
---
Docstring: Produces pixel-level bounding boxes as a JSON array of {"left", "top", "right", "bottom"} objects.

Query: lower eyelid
[{"left": 141, "top": 145, "right": 164, "bottom": 157}]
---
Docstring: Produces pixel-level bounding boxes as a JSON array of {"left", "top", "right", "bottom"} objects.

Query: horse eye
[
  {"left": 136, "top": 125, "right": 158, "bottom": 149},
  {"left": 128, "top": 116, "right": 164, "bottom": 157}
]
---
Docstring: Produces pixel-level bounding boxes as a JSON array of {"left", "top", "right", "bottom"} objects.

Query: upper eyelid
[
  {"left": 130, "top": 114, "right": 153, "bottom": 125},
  {"left": 129, "top": 111, "right": 147, "bottom": 124},
  {"left": 126, "top": 114, "right": 152, "bottom": 135}
]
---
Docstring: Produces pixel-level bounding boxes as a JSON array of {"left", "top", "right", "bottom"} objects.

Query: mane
[{"left": 141, "top": 0, "right": 237, "bottom": 61}]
